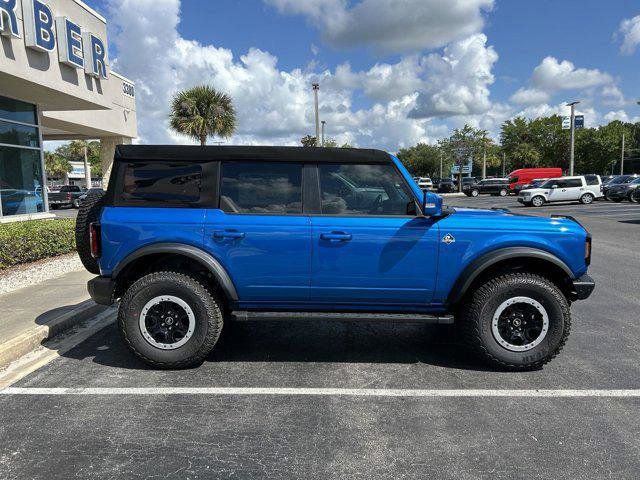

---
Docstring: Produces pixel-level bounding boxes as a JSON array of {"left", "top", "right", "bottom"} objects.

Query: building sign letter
[
  {"left": 0, "top": 0, "right": 20, "bottom": 38},
  {"left": 83, "top": 32, "right": 107, "bottom": 79},
  {"left": 56, "top": 17, "right": 83, "bottom": 68},
  {"left": 24, "top": 0, "right": 56, "bottom": 52}
]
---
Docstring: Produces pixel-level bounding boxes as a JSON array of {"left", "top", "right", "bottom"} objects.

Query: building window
[{"left": 0, "top": 96, "right": 44, "bottom": 218}]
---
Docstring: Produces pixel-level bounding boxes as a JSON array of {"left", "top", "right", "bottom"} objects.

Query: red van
[{"left": 508, "top": 168, "right": 563, "bottom": 193}]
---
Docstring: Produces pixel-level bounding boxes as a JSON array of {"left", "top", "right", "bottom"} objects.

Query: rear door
[
  {"left": 308, "top": 162, "right": 439, "bottom": 308},
  {"left": 203, "top": 161, "right": 311, "bottom": 305}
]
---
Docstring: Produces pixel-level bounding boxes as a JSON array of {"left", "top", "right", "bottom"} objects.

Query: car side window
[
  {"left": 220, "top": 161, "right": 302, "bottom": 214},
  {"left": 121, "top": 162, "right": 202, "bottom": 205},
  {"left": 318, "top": 163, "right": 413, "bottom": 216},
  {"left": 565, "top": 179, "right": 583, "bottom": 188},
  {"left": 584, "top": 175, "right": 599, "bottom": 186}
]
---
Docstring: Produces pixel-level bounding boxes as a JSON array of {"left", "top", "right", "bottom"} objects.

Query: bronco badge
[{"left": 442, "top": 233, "right": 456, "bottom": 245}]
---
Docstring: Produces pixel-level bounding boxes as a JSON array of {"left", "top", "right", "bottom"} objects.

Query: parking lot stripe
[{"left": 2, "top": 387, "right": 640, "bottom": 397}]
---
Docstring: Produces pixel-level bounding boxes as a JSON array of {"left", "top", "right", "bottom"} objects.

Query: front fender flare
[
  {"left": 447, "top": 247, "right": 574, "bottom": 305},
  {"left": 112, "top": 243, "right": 239, "bottom": 301}
]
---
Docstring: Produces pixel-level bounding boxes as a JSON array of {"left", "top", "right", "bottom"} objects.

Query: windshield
[{"left": 630, "top": 178, "right": 640, "bottom": 185}]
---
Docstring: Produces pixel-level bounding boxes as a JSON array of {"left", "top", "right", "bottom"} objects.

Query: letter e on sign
[{"left": 55, "top": 17, "right": 84, "bottom": 68}]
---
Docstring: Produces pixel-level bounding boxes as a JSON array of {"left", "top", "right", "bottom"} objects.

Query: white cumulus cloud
[
  {"left": 617, "top": 15, "right": 640, "bottom": 55},
  {"left": 264, "top": 0, "right": 494, "bottom": 53}
]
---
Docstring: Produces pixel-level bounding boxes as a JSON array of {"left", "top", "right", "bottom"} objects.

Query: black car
[
  {"left": 603, "top": 174, "right": 639, "bottom": 199},
  {"left": 605, "top": 177, "right": 640, "bottom": 202},
  {"left": 464, "top": 178, "right": 510, "bottom": 197},
  {"left": 437, "top": 178, "right": 456, "bottom": 193}
]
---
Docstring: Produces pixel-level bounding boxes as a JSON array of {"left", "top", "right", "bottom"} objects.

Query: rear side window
[
  {"left": 584, "top": 175, "right": 599, "bottom": 185},
  {"left": 220, "top": 161, "right": 302, "bottom": 214},
  {"left": 121, "top": 162, "right": 202, "bottom": 205},
  {"left": 565, "top": 179, "right": 583, "bottom": 188}
]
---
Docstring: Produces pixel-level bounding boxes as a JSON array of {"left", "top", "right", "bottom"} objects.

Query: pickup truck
[{"left": 48, "top": 185, "right": 84, "bottom": 209}]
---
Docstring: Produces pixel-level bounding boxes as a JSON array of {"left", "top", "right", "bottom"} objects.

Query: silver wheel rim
[
  {"left": 500, "top": 190, "right": 507, "bottom": 196},
  {"left": 139, "top": 295, "right": 195, "bottom": 350},
  {"left": 491, "top": 296, "right": 549, "bottom": 352},
  {"left": 533, "top": 197, "right": 543, "bottom": 207},
  {"left": 582, "top": 194, "right": 592, "bottom": 204},
  {"left": 472, "top": 190, "right": 479, "bottom": 197}
]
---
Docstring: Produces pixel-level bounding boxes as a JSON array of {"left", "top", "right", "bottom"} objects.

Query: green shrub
[{"left": 0, "top": 219, "right": 76, "bottom": 270}]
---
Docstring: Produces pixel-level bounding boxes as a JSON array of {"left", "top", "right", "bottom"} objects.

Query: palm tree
[{"left": 169, "top": 86, "right": 236, "bottom": 146}]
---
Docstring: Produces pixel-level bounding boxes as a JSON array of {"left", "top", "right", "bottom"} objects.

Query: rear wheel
[
  {"left": 580, "top": 193, "right": 594, "bottom": 205},
  {"left": 629, "top": 192, "right": 639, "bottom": 203},
  {"left": 499, "top": 188, "right": 508, "bottom": 197},
  {"left": 531, "top": 195, "right": 545, "bottom": 207},
  {"left": 460, "top": 273, "right": 571, "bottom": 370},
  {"left": 470, "top": 189, "right": 479, "bottom": 197},
  {"left": 118, "top": 271, "right": 224, "bottom": 369}
]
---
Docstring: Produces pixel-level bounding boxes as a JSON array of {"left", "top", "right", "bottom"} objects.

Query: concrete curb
[{"left": 0, "top": 300, "right": 109, "bottom": 369}]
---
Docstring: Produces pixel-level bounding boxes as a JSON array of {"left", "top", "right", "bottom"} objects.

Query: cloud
[
  {"left": 617, "top": 15, "right": 640, "bottom": 55},
  {"left": 265, "top": 0, "right": 494, "bottom": 53},
  {"left": 105, "top": 0, "right": 448, "bottom": 150},
  {"left": 510, "top": 56, "right": 614, "bottom": 107},
  {"left": 409, "top": 34, "right": 498, "bottom": 118},
  {"left": 601, "top": 85, "right": 626, "bottom": 107}
]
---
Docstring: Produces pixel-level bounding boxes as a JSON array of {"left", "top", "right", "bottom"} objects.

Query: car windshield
[{"left": 630, "top": 178, "right": 640, "bottom": 185}]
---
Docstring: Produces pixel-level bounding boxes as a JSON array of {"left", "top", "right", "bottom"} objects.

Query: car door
[
  {"left": 203, "top": 161, "right": 311, "bottom": 305},
  {"left": 547, "top": 180, "right": 570, "bottom": 202},
  {"left": 309, "top": 162, "right": 439, "bottom": 308},
  {"left": 563, "top": 178, "right": 585, "bottom": 201}
]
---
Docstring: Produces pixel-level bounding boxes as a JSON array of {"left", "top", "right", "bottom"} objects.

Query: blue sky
[{"left": 86, "top": 0, "right": 640, "bottom": 150}]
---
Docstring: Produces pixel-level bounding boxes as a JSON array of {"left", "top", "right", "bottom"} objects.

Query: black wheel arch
[
  {"left": 447, "top": 247, "right": 575, "bottom": 306},
  {"left": 111, "top": 243, "right": 239, "bottom": 303}
]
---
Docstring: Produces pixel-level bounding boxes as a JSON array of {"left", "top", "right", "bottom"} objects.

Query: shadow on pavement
[
  {"left": 619, "top": 219, "right": 640, "bottom": 225},
  {"left": 56, "top": 319, "right": 501, "bottom": 373}
]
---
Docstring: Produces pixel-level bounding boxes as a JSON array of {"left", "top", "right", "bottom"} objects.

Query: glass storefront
[{"left": 0, "top": 96, "right": 46, "bottom": 218}]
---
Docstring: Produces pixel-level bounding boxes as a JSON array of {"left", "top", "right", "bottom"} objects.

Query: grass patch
[{"left": 0, "top": 219, "right": 76, "bottom": 270}]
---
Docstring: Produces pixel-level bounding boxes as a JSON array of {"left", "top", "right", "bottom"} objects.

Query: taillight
[
  {"left": 585, "top": 236, "right": 592, "bottom": 266},
  {"left": 90, "top": 222, "right": 101, "bottom": 259}
]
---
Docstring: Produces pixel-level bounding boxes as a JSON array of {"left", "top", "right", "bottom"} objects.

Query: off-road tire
[
  {"left": 531, "top": 195, "right": 545, "bottom": 207},
  {"left": 118, "top": 271, "right": 223, "bottom": 369},
  {"left": 75, "top": 189, "right": 105, "bottom": 274},
  {"left": 580, "top": 193, "right": 594, "bottom": 205},
  {"left": 460, "top": 273, "right": 571, "bottom": 371}
]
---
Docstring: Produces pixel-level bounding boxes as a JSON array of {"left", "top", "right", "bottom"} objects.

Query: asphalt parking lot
[{"left": 1, "top": 196, "right": 639, "bottom": 479}]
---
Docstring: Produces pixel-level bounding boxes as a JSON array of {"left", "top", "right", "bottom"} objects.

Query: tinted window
[
  {"left": 220, "top": 162, "right": 302, "bottom": 214},
  {"left": 0, "top": 120, "right": 39, "bottom": 148},
  {"left": 565, "top": 179, "right": 583, "bottom": 188},
  {"left": 0, "top": 97, "right": 37, "bottom": 125},
  {"left": 318, "top": 163, "right": 413, "bottom": 216},
  {"left": 121, "top": 162, "right": 202, "bottom": 205},
  {"left": 584, "top": 175, "right": 599, "bottom": 185}
]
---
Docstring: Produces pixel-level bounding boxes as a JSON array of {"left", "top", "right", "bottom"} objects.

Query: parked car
[
  {"left": 48, "top": 185, "right": 85, "bottom": 209},
  {"left": 518, "top": 176, "right": 601, "bottom": 207},
  {"left": 463, "top": 178, "right": 510, "bottom": 197},
  {"left": 602, "top": 174, "right": 639, "bottom": 199},
  {"left": 508, "top": 168, "right": 563, "bottom": 194},
  {"left": 601, "top": 175, "right": 617, "bottom": 185},
  {"left": 605, "top": 177, "right": 640, "bottom": 202},
  {"left": 437, "top": 178, "right": 456, "bottom": 193},
  {"left": 416, "top": 177, "right": 433, "bottom": 190},
  {"left": 78, "top": 145, "right": 594, "bottom": 371}
]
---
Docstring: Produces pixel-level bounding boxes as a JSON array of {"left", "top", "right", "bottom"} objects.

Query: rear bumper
[
  {"left": 570, "top": 274, "right": 595, "bottom": 301},
  {"left": 88, "top": 276, "right": 116, "bottom": 305}
]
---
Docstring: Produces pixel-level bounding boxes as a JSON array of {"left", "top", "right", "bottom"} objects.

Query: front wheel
[
  {"left": 499, "top": 188, "right": 508, "bottom": 197},
  {"left": 118, "top": 271, "right": 224, "bottom": 369},
  {"left": 460, "top": 273, "right": 571, "bottom": 370},
  {"left": 531, "top": 195, "right": 545, "bottom": 207},
  {"left": 470, "top": 189, "right": 479, "bottom": 197}
]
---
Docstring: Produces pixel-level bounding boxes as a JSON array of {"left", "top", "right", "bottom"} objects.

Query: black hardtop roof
[{"left": 114, "top": 145, "right": 392, "bottom": 164}]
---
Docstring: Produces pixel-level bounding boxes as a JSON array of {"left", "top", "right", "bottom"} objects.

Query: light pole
[
  {"left": 321, "top": 120, "right": 326, "bottom": 147},
  {"left": 312, "top": 83, "right": 320, "bottom": 147},
  {"left": 567, "top": 101, "right": 580, "bottom": 176}
]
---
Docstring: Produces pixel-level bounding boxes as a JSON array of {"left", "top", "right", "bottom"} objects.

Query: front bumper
[
  {"left": 570, "top": 274, "right": 595, "bottom": 301},
  {"left": 88, "top": 276, "right": 116, "bottom": 305}
]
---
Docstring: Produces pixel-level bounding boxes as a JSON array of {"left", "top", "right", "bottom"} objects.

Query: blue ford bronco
[{"left": 77, "top": 145, "right": 595, "bottom": 370}]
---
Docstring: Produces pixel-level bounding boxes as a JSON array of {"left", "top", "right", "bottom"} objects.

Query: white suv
[
  {"left": 518, "top": 176, "right": 602, "bottom": 207},
  {"left": 416, "top": 177, "right": 433, "bottom": 190}
]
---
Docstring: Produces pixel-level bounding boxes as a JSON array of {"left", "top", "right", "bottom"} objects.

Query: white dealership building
[{"left": 0, "top": 0, "right": 137, "bottom": 221}]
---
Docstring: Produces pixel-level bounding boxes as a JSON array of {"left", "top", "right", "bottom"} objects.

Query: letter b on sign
[{"left": 24, "top": 0, "right": 56, "bottom": 51}]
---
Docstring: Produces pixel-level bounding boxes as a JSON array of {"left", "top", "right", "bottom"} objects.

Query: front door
[
  {"left": 309, "top": 163, "right": 439, "bottom": 308},
  {"left": 204, "top": 161, "right": 310, "bottom": 305}
]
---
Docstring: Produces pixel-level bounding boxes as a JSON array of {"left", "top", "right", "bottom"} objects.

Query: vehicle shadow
[{"left": 56, "top": 318, "right": 504, "bottom": 373}]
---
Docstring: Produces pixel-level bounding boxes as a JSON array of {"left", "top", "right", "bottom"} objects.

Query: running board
[{"left": 231, "top": 311, "right": 454, "bottom": 324}]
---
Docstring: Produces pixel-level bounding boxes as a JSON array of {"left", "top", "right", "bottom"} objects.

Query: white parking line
[{"left": 2, "top": 387, "right": 640, "bottom": 397}]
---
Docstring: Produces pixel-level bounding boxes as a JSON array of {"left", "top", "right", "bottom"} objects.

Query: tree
[
  {"left": 396, "top": 143, "right": 443, "bottom": 177},
  {"left": 322, "top": 138, "right": 338, "bottom": 148},
  {"left": 440, "top": 125, "right": 488, "bottom": 190},
  {"left": 301, "top": 135, "right": 317, "bottom": 147},
  {"left": 44, "top": 152, "right": 72, "bottom": 180},
  {"left": 56, "top": 140, "right": 102, "bottom": 177},
  {"left": 170, "top": 85, "right": 236, "bottom": 146}
]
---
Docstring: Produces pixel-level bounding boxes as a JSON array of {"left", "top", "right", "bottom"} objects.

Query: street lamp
[
  {"left": 321, "top": 120, "right": 326, "bottom": 147},
  {"left": 567, "top": 101, "right": 580, "bottom": 176},
  {"left": 312, "top": 83, "right": 320, "bottom": 147}
]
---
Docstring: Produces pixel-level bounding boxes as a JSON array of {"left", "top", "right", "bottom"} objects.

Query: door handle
[
  {"left": 320, "top": 231, "right": 352, "bottom": 242},
  {"left": 213, "top": 230, "right": 245, "bottom": 240}
]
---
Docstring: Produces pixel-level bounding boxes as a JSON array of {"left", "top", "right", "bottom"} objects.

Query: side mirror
[
  {"left": 551, "top": 185, "right": 558, "bottom": 189},
  {"left": 421, "top": 191, "right": 443, "bottom": 217}
]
